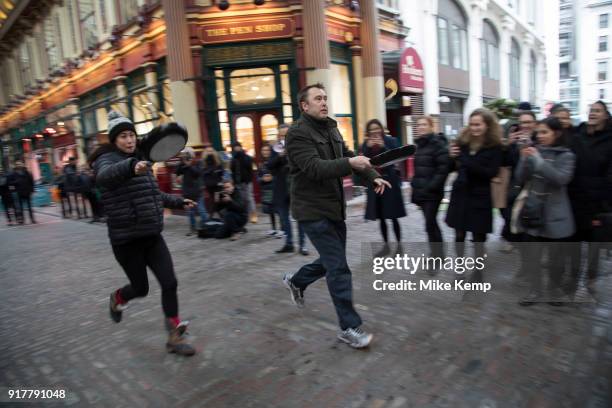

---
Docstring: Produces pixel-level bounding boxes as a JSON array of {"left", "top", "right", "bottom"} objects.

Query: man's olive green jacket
[{"left": 286, "top": 113, "right": 379, "bottom": 221}]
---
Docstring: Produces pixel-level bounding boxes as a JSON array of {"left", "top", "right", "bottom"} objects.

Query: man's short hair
[{"left": 297, "top": 83, "right": 325, "bottom": 112}]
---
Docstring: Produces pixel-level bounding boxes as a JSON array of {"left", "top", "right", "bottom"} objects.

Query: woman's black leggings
[
  {"left": 380, "top": 218, "right": 401, "bottom": 243},
  {"left": 111, "top": 234, "right": 178, "bottom": 318},
  {"left": 454, "top": 230, "right": 487, "bottom": 258}
]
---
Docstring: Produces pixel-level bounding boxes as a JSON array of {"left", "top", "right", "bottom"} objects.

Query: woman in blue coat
[{"left": 361, "top": 119, "right": 407, "bottom": 255}]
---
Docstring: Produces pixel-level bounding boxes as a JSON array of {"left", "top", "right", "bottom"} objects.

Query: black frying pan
[
  {"left": 138, "top": 122, "right": 188, "bottom": 162},
  {"left": 370, "top": 144, "right": 416, "bottom": 167}
]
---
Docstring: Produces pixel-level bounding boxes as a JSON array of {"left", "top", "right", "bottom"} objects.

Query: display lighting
[{"left": 44, "top": 127, "right": 57, "bottom": 134}]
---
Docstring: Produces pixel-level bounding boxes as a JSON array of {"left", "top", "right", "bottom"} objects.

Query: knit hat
[{"left": 107, "top": 110, "right": 136, "bottom": 144}]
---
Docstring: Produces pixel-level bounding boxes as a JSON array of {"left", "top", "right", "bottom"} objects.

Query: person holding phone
[{"left": 89, "top": 111, "right": 197, "bottom": 357}]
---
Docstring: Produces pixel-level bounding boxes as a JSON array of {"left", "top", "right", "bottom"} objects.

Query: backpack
[{"left": 197, "top": 218, "right": 224, "bottom": 238}]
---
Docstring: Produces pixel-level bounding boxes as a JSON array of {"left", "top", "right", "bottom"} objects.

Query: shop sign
[
  {"left": 200, "top": 18, "right": 294, "bottom": 44},
  {"left": 399, "top": 47, "right": 424, "bottom": 93}
]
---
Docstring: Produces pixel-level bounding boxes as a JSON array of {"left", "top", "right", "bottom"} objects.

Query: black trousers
[
  {"left": 567, "top": 229, "right": 601, "bottom": 293},
  {"left": 522, "top": 235, "right": 567, "bottom": 294},
  {"left": 419, "top": 199, "right": 444, "bottom": 257},
  {"left": 15, "top": 195, "right": 35, "bottom": 223},
  {"left": 1, "top": 194, "right": 15, "bottom": 222},
  {"left": 111, "top": 234, "right": 178, "bottom": 318},
  {"left": 83, "top": 192, "right": 100, "bottom": 219},
  {"left": 215, "top": 211, "right": 247, "bottom": 238}
]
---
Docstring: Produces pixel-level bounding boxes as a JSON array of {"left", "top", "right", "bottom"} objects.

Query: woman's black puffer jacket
[{"left": 90, "top": 144, "right": 184, "bottom": 245}]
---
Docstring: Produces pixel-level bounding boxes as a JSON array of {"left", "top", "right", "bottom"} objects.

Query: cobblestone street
[{"left": 0, "top": 201, "right": 610, "bottom": 407}]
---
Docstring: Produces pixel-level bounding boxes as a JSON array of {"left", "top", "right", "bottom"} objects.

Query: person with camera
[
  {"left": 214, "top": 179, "right": 248, "bottom": 240},
  {"left": 514, "top": 117, "right": 575, "bottom": 306},
  {"left": 361, "top": 118, "right": 406, "bottom": 256},
  {"left": 500, "top": 111, "right": 538, "bottom": 253},
  {"left": 176, "top": 150, "right": 208, "bottom": 236},
  {"left": 283, "top": 83, "right": 390, "bottom": 349},
  {"left": 89, "top": 111, "right": 197, "bottom": 356}
]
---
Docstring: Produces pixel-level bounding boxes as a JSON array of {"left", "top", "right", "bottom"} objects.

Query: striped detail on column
[
  {"left": 361, "top": 0, "right": 382, "bottom": 77},
  {"left": 302, "top": 0, "right": 330, "bottom": 70},
  {"left": 161, "top": 0, "right": 193, "bottom": 81}
]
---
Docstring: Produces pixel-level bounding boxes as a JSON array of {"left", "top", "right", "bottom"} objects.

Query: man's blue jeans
[
  {"left": 291, "top": 218, "right": 362, "bottom": 331},
  {"left": 188, "top": 197, "right": 208, "bottom": 229},
  {"left": 277, "top": 203, "right": 306, "bottom": 247}
]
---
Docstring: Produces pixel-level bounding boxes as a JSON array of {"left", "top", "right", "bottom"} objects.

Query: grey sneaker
[
  {"left": 283, "top": 274, "right": 304, "bottom": 308},
  {"left": 337, "top": 327, "right": 373, "bottom": 349}
]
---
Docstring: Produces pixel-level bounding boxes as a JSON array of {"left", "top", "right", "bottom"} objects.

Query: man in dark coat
[
  {"left": 79, "top": 167, "right": 101, "bottom": 222},
  {"left": 567, "top": 101, "right": 612, "bottom": 295},
  {"left": 0, "top": 168, "right": 16, "bottom": 225},
  {"left": 10, "top": 160, "right": 36, "bottom": 224},
  {"left": 230, "top": 142, "right": 256, "bottom": 223},
  {"left": 176, "top": 152, "right": 208, "bottom": 235},
  {"left": 282, "top": 83, "right": 390, "bottom": 349},
  {"left": 63, "top": 157, "right": 81, "bottom": 218},
  {"left": 268, "top": 124, "right": 308, "bottom": 255}
]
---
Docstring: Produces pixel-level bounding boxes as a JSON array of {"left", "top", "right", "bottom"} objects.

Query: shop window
[
  {"left": 260, "top": 114, "right": 279, "bottom": 146},
  {"left": 280, "top": 64, "right": 293, "bottom": 123},
  {"left": 230, "top": 67, "right": 276, "bottom": 106},
  {"left": 216, "top": 69, "right": 230, "bottom": 148},
  {"left": 336, "top": 117, "right": 354, "bottom": 147},
  {"left": 330, "top": 64, "right": 352, "bottom": 115},
  {"left": 95, "top": 107, "right": 108, "bottom": 132},
  {"left": 162, "top": 79, "right": 174, "bottom": 119},
  {"left": 131, "top": 92, "right": 156, "bottom": 135},
  {"left": 235, "top": 116, "right": 255, "bottom": 157}
]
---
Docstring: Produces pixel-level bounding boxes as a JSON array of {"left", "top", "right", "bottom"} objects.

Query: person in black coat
[
  {"left": 202, "top": 145, "right": 224, "bottom": 214},
  {"left": 63, "top": 157, "right": 82, "bottom": 218},
  {"left": 268, "top": 124, "right": 308, "bottom": 255},
  {"left": 230, "top": 142, "right": 257, "bottom": 223},
  {"left": 10, "top": 160, "right": 36, "bottom": 224},
  {"left": 411, "top": 116, "right": 449, "bottom": 259},
  {"left": 258, "top": 144, "right": 279, "bottom": 234},
  {"left": 567, "top": 100, "right": 612, "bottom": 296},
  {"left": 446, "top": 108, "right": 503, "bottom": 282},
  {"left": 361, "top": 119, "right": 406, "bottom": 255},
  {"left": 0, "top": 168, "right": 16, "bottom": 225},
  {"left": 89, "top": 111, "right": 196, "bottom": 356},
  {"left": 78, "top": 167, "right": 102, "bottom": 222},
  {"left": 176, "top": 152, "right": 208, "bottom": 235},
  {"left": 214, "top": 180, "right": 248, "bottom": 240}
]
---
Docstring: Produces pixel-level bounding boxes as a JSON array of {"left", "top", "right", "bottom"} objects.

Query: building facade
[
  {"left": 0, "top": 0, "right": 411, "bottom": 187},
  {"left": 559, "top": 0, "right": 581, "bottom": 120},
  {"left": 399, "top": 0, "right": 559, "bottom": 137},
  {"left": 575, "top": 0, "right": 612, "bottom": 121}
]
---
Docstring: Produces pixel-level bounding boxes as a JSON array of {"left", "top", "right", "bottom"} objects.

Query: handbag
[{"left": 520, "top": 190, "right": 547, "bottom": 229}]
